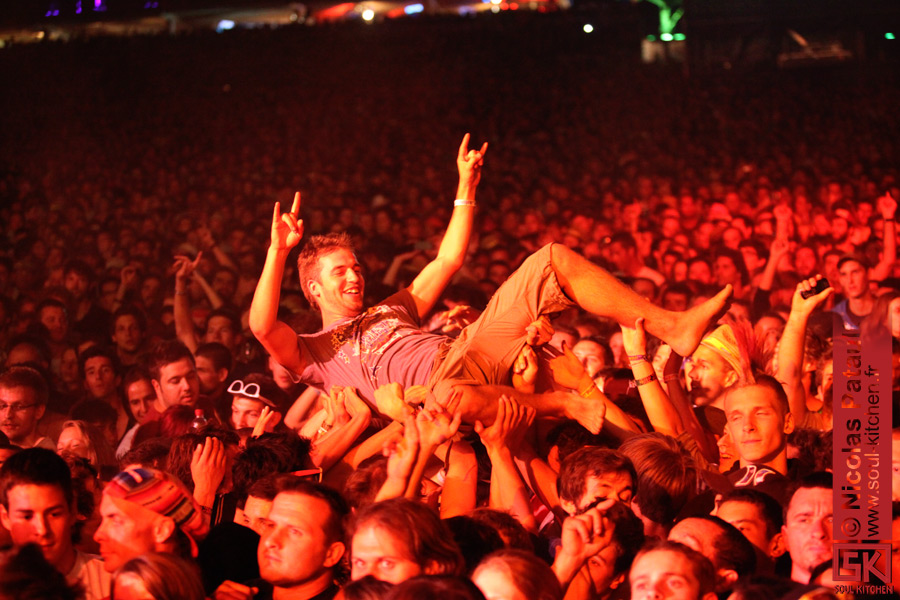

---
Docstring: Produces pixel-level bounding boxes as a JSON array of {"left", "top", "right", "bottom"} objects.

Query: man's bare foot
[
  {"left": 564, "top": 393, "right": 606, "bottom": 435},
  {"left": 667, "top": 285, "right": 733, "bottom": 356}
]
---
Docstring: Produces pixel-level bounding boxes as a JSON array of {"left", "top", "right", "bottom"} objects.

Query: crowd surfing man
[{"left": 250, "top": 135, "right": 732, "bottom": 430}]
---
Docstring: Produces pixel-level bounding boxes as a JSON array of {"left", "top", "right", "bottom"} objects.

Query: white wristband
[{"left": 454, "top": 198, "right": 476, "bottom": 207}]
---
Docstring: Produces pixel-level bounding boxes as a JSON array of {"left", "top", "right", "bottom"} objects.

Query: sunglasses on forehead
[
  {"left": 228, "top": 380, "right": 261, "bottom": 398},
  {"left": 292, "top": 468, "right": 323, "bottom": 483}
]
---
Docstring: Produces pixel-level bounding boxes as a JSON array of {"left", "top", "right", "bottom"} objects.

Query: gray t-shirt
[{"left": 298, "top": 290, "right": 447, "bottom": 404}]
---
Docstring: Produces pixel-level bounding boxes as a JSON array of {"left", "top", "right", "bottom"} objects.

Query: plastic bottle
[{"left": 191, "top": 409, "right": 208, "bottom": 431}]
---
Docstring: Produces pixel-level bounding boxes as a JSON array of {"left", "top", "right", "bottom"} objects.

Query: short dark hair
[
  {"left": 296, "top": 233, "right": 355, "bottom": 310},
  {"left": 719, "top": 488, "right": 784, "bottom": 539},
  {"left": 633, "top": 540, "right": 717, "bottom": 597},
  {"left": 195, "top": 342, "right": 233, "bottom": 373},
  {"left": 78, "top": 345, "right": 120, "bottom": 381},
  {"left": 63, "top": 259, "right": 93, "bottom": 281},
  {"left": 274, "top": 476, "right": 349, "bottom": 545},
  {"left": 0, "top": 448, "right": 74, "bottom": 509},
  {"left": 783, "top": 471, "right": 833, "bottom": 522},
  {"left": 557, "top": 447, "right": 636, "bottom": 507},
  {"left": 693, "top": 515, "right": 757, "bottom": 577},
  {"left": 111, "top": 305, "right": 148, "bottom": 334},
  {"left": 146, "top": 340, "right": 194, "bottom": 382},
  {"left": 206, "top": 308, "right": 241, "bottom": 333},
  {"left": 0, "top": 366, "right": 49, "bottom": 407}
]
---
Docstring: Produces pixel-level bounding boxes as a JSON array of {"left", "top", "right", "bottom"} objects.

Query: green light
[
  {"left": 660, "top": 33, "right": 674, "bottom": 42},
  {"left": 674, "top": 33, "right": 685, "bottom": 41},
  {"left": 886, "top": 33, "right": 896, "bottom": 40},
  {"left": 646, "top": 34, "right": 656, "bottom": 41}
]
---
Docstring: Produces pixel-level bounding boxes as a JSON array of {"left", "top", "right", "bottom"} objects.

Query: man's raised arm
[
  {"left": 249, "top": 193, "right": 306, "bottom": 374},
  {"left": 407, "top": 133, "right": 487, "bottom": 320}
]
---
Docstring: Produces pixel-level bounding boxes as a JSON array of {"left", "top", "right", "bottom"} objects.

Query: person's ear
[
  {"left": 423, "top": 560, "right": 442, "bottom": 575},
  {"left": 560, "top": 498, "right": 577, "bottom": 517},
  {"left": 323, "top": 541, "right": 345, "bottom": 568},
  {"left": 308, "top": 281, "right": 321, "bottom": 302},
  {"left": 0, "top": 504, "right": 10, "bottom": 532},
  {"left": 724, "top": 369, "right": 740, "bottom": 387},
  {"left": 35, "top": 404, "right": 45, "bottom": 421},
  {"left": 609, "top": 572, "right": 627, "bottom": 590},
  {"left": 152, "top": 516, "right": 176, "bottom": 547},
  {"left": 768, "top": 531, "right": 787, "bottom": 558},
  {"left": 151, "top": 379, "right": 163, "bottom": 402},
  {"left": 216, "top": 368, "right": 229, "bottom": 384},
  {"left": 783, "top": 410, "right": 795, "bottom": 435},
  {"left": 717, "top": 568, "right": 739, "bottom": 588}
]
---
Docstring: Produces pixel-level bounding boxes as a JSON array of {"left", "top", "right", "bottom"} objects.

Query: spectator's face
[
  {"left": 573, "top": 340, "right": 606, "bottom": 379},
  {"left": 608, "top": 242, "right": 631, "bottom": 272},
  {"left": 99, "top": 280, "right": 118, "bottom": 312},
  {"left": 152, "top": 357, "right": 199, "bottom": 409},
  {"left": 231, "top": 396, "right": 266, "bottom": 430},
  {"left": 57, "top": 425, "right": 91, "bottom": 462},
  {"left": 39, "top": 306, "right": 68, "bottom": 343},
  {"left": 0, "top": 386, "right": 45, "bottom": 444},
  {"left": 669, "top": 518, "right": 728, "bottom": 570},
  {"left": 213, "top": 270, "right": 238, "bottom": 301},
  {"left": 688, "top": 261, "right": 711, "bottom": 284},
  {"left": 793, "top": 247, "right": 818, "bottom": 277},
  {"left": 60, "top": 348, "right": 79, "bottom": 389},
  {"left": 140, "top": 276, "right": 162, "bottom": 307},
  {"left": 569, "top": 471, "right": 634, "bottom": 515},
  {"left": 195, "top": 355, "right": 223, "bottom": 395},
  {"left": 837, "top": 260, "right": 868, "bottom": 300},
  {"left": 125, "top": 379, "right": 155, "bottom": 424},
  {"left": 831, "top": 217, "right": 849, "bottom": 241},
  {"left": 716, "top": 500, "right": 781, "bottom": 559},
  {"left": 716, "top": 430, "right": 737, "bottom": 473},
  {"left": 351, "top": 522, "right": 422, "bottom": 584},
  {"left": 687, "top": 346, "right": 735, "bottom": 407},
  {"left": 84, "top": 356, "right": 118, "bottom": 400},
  {"left": 309, "top": 249, "right": 365, "bottom": 318},
  {"left": 0, "top": 483, "right": 75, "bottom": 570},
  {"left": 64, "top": 271, "right": 89, "bottom": 300},
  {"left": 112, "top": 315, "right": 143, "bottom": 353},
  {"left": 713, "top": 256, "right": 740, "bottom": 287},
  {"left": 725, "top": 385, "right": 792, "bottom": 467},
  {"left": 662, "top": 292, "right": 688, "bottom": 312},
  {"left": 259, "top": 492, "right": 343, "bottom": 588},
  {"left": 890, "top": 299, "right": 900, "bottom": 339},
  {"left": 94, "top": 495, "right": 160, "bottom": 573},
  {"left": 630, "top": 549, "right": 710, "bottom": 600},
  {"left": 722, "top": 228, "right": 742, "bottom": 250},
  {"left": 237, "top": 495, "right": 272, "bottom": 535},
  {"left": 204, "top": 316, "right": 239, "bottom": 352},
  {"left": 782, "top": 487, "right": 833, "bottom": 581}
]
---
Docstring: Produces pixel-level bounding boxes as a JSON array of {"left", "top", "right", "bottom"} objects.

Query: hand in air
[
  {"left": 271, "top": 192, "right": 304, "bottom": 250},
  {"left": 457, "top": 133, "right": 489, "bottom": 188}
]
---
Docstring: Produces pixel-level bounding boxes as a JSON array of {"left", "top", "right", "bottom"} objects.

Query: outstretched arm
[
  {"left": 407, "top": 134, "right": 487, "bottom": 319},
  {"left": 173, "top": 253, "right": 202, "bottom": 354},
  {"left": 776, "top": 275, "right": 832, "bottom": 424},
  {"left": 249, "top": 193, "right": 307, "bottom": 374}
]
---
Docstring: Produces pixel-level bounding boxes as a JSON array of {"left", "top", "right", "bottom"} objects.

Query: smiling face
[
  {"left": 0, "top": 484, "right": 75, "bottom": 571},
  {"left": 724, "top": 385, "right": 793, "bottom": 470},
  {"left": 309, "top": 249, "right": 365, "bottom": 321}
]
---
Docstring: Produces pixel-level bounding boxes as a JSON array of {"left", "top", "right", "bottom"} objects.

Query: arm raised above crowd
[
  {"left": 870, "top": 193, "right": 897, "bottom": 282},
  {"left": 249, "top": 193, "right": 307, "bottom": 374},
  {"left": 407, "top": 134, "right": 487, "bottom": 320}
]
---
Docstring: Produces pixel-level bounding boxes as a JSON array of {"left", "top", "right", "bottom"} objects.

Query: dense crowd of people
[{"left": 0, "top": 11, "right": 899, "bottom": 600}]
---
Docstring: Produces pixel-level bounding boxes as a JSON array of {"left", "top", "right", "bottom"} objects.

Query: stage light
[
  {"left": 491, "top": 5, "right": 499, "bottom": 12},
  {"left": 660, "top": 33, "right": 673, "bottom": 42},
  {"left": 362, "top": 8, "right": 375, "bottom": 20},
  {"left": 886, "top": 33, "right": 896, "bottom": 40},
  {"left": 216, "top": 19, "right": 235, "bottom": 31},
  {"left": 583, "top": 24, "right": 593, "bottom": 33},
  {"left": 674, "top": 33, "right": 685, "bottom": 41},
  {"left": 404, "top": 3, "right": 423, "bottom": 14},
  {"left": 646, "top": 34, "right": 656, "bottom": 41}
]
